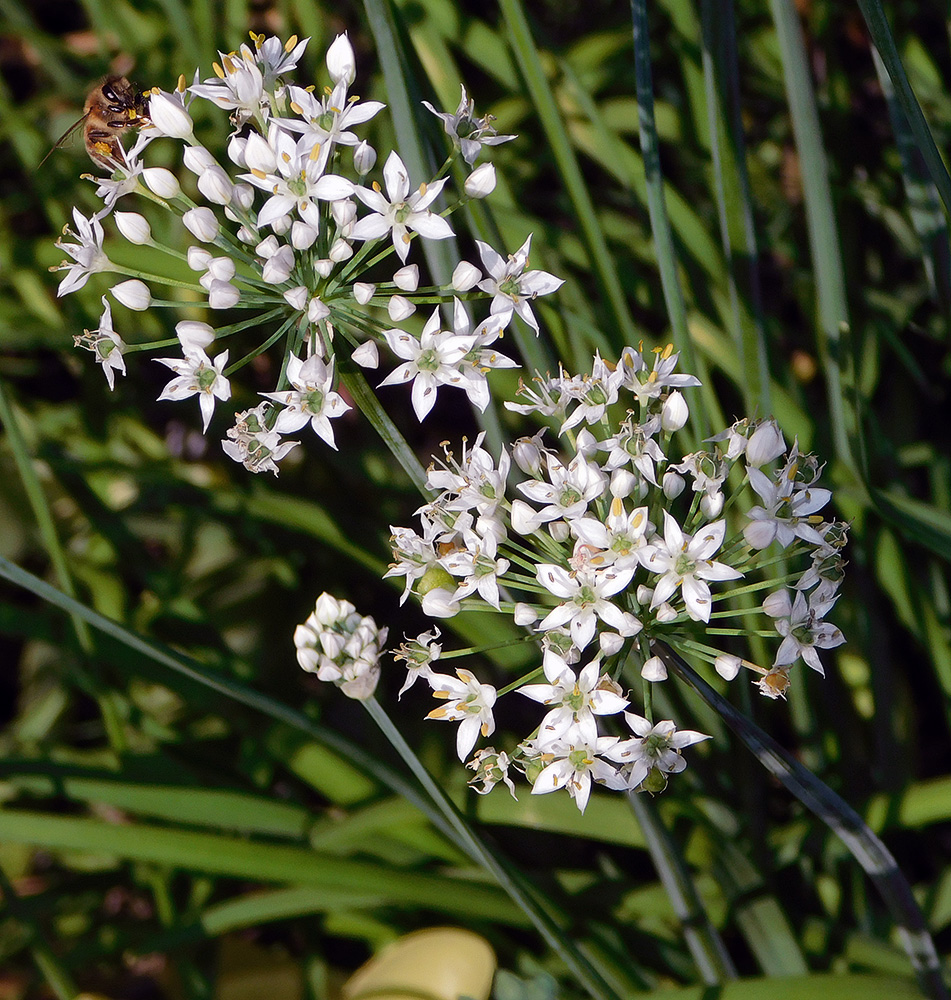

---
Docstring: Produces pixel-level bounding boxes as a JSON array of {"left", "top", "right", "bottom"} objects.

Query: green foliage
[{"left": 0, "top": 1, "right": 949, "bottom": 999}]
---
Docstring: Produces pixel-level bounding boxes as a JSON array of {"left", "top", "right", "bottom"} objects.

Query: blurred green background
[{"left": 0, "top": 0, "right": 949, "bottom": 998}]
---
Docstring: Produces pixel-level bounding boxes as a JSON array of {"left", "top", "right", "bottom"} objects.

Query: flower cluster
[
  {"left": 53, "top": 33, "right": 561, "bottom": 474},
  {"left": 374, "top": 346, "right": 848, "bottom": 810},
  {"left": 295, "top": 593, "right": 387, "bottom": 701}
]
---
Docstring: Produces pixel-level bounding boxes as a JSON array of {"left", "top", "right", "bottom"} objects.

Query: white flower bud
[
  {"left": 353, "top": 140, "right": 376, "bottom": 176},
  {"left": 197, "top": 165, "right": 233, "bottom": 205},
  {"left": 329, "top": 238, "right": 353, "bottom": 262},
  {"left": 227, "top": 134, "right": 248, "bottom": 167},
  {"left": 291, "top": 221, "right": 318, "bottom": 250},
  {"left": 148, "top": 91, "right": 194, "bottom": 139},
  {"left": 256, "top": 235, "right": 280, "bottom": 258},
  {"left": 451, "top": 260, "right": 481, "bottom": 292},
  {"left": 393, "top": 264, "right": 419, "bottom": 292},
  {"left": 610, "top": 468, "right": 637, "bottom": 498},
  {"left": 747, "top": 419, "right": 786, "bottom": 467},
  {"left": 548, "top": 520, "right": 569, "bottom": 542},
  {"left": 641, "top": 656, "right": 668, "bottom": 682},
  {"left": 636, "top": 585, "right": 653, "bottom": 605},
  {"left": 331, "top": 199, "right": 356, "bottom": 229},
  {"left": 115, "top": 211, "right": 152, "bottom": 245},
  {"left": 176, "top": 320, "right": 215, "bottom": 353},
  {"left": 387, "top": 295, "right": 415, "bottom": 321},
  {"left": 662, "top": 471, "right": 685, "bottom": 499},
  {"left": 700, "top": 491, "right": 724, "bottom": 518},
  {"left": 511, "top": 499, "right": 545, "bottom": 534},
  {"left": 187, "top": 246, "right": 212, "bottom": 271},
  {"left": 326, "top": 32, "right": 356, "bottom": 85},
  {"left": 762, "top": 589, "right": 790, "bottom": 619},
  {"left": 655, "top": 602, "right": 678, "bottom": 623},
  {"left": 661, "top": 390, "right": 688, "bottom": 431},
  {"left": 575, "top": 428, "right": 597, "bottom": 457},
  {"left": 236, "top": 225, "right": 256, "bottom": 244},
  {"left": 199, "top": 271, "right": 216, "bottom": 292},
  {"left": 232, "top": 183, "right": 254, "bottom": 211},
  {"left": 262, "top": 246, "right": 294, "bottom": 283},
  {"left": 420, "top": 587, "right": 461, "bottom": 619},
  {"left": 270, "top": 213, "right": 292, "bottom": 235},
  {"left": 183, "top": 145, "right": 217, "bottom": 175},
  {"left": 110, "top": 279, "right": 151, "bottom": 310},
  {"left": 464, "top": 162, "right": 496, "bottom": 198},
  {"left": 208, "top": 280, "right": 241, "bottom": 308},
  {"left": 142, "top": 167, "right": 181, "bottom": 199},
  {"left": 183, "top": 207, "right": 219, "bottom": 242},
  {"left": 715, "top": 654, "right": 742, "bottom": 681},
  {"left": 599, "top": 631, "right": 624, "bottom": 656},
  {"left": 314, "top": 259, "right": 334, "bottom": 278},
  {"left": 283, "top": 285, "right": 309, "bottom": 310},
  {"left": 513, "top": 603, "right": 539, "bottom": 626},
  {"left": 308, "top": 297, "right": 330, "bottom": 322},
  {"left": 512, "top": 436, "right": 543, "bottom": 477},
  {"left": 351, "top": 341, "right": 379, "bottom": 368},
  {"left": 353, "top": 282, "right": 375, "bottom": 305},
  {"left": 207, "top": 257, "right": 236, "bottom": 281}
]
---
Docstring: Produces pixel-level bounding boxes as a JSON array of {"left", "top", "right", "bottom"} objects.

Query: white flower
[
  {"left": 53, "top": 209, "right": 111, "bottom": 295},
  {"left": 221, "top": 402, "right": 298, "bottom": 476},
  {"left": 617, "top": 344, "right": 701, "bottom": 405},
  {"left": 638, "top": 512, "right": 742, "bottom": 623},
  {"left": 519, "top": 653, "right": 628, "bottom": 743},
  {"left": 352, "top": 151, "right": 454, "bottom": 262},
  {"left": 155, "top": 347, "right": 231, "bottom": 432},
  {"left": 476, "top": 235, "right": 563, "bottom": 332},
  {"left": 467, "top": 748, "right": 517, "bottom": 798},
  {"left": 744, "top": 461, "right": 832, "bottom": 550},
  {"left": 535, "top": 564, "right": 641, "bottom": 650},
  {"left": 764, "top": 589, "right": 845, "bottom": 675},
  {"left": 261, "top": 354, "right": 350, "bottom": 449},
  {"left": 250, "top": 32, "right": 309, "bottom": 88},
  {"left": 72, "top": 297, "right": 126, "bottom": 390},
  {"left": 426, "top": 668, "right": 497, "bottom": 762},
  {"left": 393, "top": 627, "right": 442, "bottom": 697},
  {"left": 378, "top": 306, "right": 477, "bottom": 420},
  {"left": 422, "top": 85, "right": 516, "bottom": 165},
  {"left": 190, "top": 48, "right": 267, "bottom": 124},
  {"left": 516, "top": 453, "right": 607, "bottom": 527},
  {"left": 527, "top": 731, "right": 625, "bottom": 813},
  {"left": 606, "top": 714, "right": 710, "bottom": 791}
]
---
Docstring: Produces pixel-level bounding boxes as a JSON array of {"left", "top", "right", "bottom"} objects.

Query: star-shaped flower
[
  {"left": 261, "top": 353, "right": 350, "bottom": 449},
  {"left": 475, "top": 235, "right": 563, "bottom": 332}
]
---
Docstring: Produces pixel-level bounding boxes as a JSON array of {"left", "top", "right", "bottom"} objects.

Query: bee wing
[{"left": 38, "top": 112, "right": 90, "bottom": 167}]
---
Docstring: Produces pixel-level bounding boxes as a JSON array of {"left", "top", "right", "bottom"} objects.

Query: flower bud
[
  {"left": 715, "top": 654, "right": 742, "bottom": 681},
  {"left": 599, "top": 631, "right": 624, "bottom": 656},
  {"left": 236, "top": 226, "right": 256, "bottom": 244},
  {"left": 176, "top": 320, "right": 215, "bottom": 353},
  {"left": 451, "top": 260, "right": 481, "bottom": 292},
  {"left": 208, "top": 280, "right": 241, "bottom": 309},
  {"left": 353, "top": 282, "right": 375, "bottom": 305},
  {"left": 662, "top": 471, "right": 685, "bottom": 499},
  {"left": 183, "top": 207, "right": 219, "bottom": 242},
  {"left": 387, "top": 295, "right": 415, "bottom": 321},
  {"left": 747, "top": 419, "right": 786, "bottom": 467},
  {"left": 198, "top": 166, "right": 233, "bottom": 205},
  {"left": 256, "top": 235, "right": 279, "bottom": 259},
  {"left": 513, "top": 603, "right": 539, "bottom": 626},
  {"left": 329, "top": 238, "right": 353, "bottom": 262},
  {"left": 111, "top": 279, "right": 151, "bottom": 310},
  {"left": 610, "top": 468, "right": 637, "bottom": 498},
  {"left": 655, "top": 602, "right": 678, "bottom": 623},
  {"left": 464, "top": 162, "right": 496, "bottom": 198},
  {"left": 512, "top": 435, "right": 544, "bottom": 477},
  {"left": 187, "top": 246, "right": 213, "bottom": 271},
  {"left": 420, "top": 587, "right": 461, "bottom": 619},
  {"left": 700, "top": 491, "right": 724, "bottom": 518},
  {"left": 393, "top": 264, "right": 419, "bottom": 292},
  {"left": 661, "top": 390, "right": 688, "bottom": 431},
  {"left": 308, "top": 296, "right": 330, "bottom": 322},
  {"left": 314, "top": 258, "right": 334, "bottom": 278},
  {"left": 232, "top": 183, "right": 254, "bottom": 211},
  {"left": 283, "top": 285, "right": 309, "bottom": 311},
  {"left": 291, "top": 221, "right": 318, "bottom": 250},
  {"left": 353, "top": 140, "right": 376, "bottom": 176},
  {"left": 207, "top": 256, "right": 236, "bottom": 281},
  {"left": 115, "top": 211, "right": 152, "bottom": 245},
  {"left": 227, "top": 134, "right": 248, "bottom": 167},
  {"left": 351, "top": 341, "right": 379, "bottom": 368},
  {"left": 262, "top": 245, "right": 294, "bottom": 283},
  {"left": 148, "top": 91, "right": 194, "bottom": 139},
  {"left": 183, "top": 145, "right": 217, "bottom": 175},
  {"left": 548, "top": 520, "right": 569, "bottom": 542},
  {"left": 142, "top": 167, "right": 181, "bottom": 199},
  {"left": 332, "top": 199, "right": 356, "bottom": 229},
  {"left": 641, "top": 656, "right": 668, "bottom": 682},
  {"left": 326, "top": 32, "right": 356, "bottom": 85}
]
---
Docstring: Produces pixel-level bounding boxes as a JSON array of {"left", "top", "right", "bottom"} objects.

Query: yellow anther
[
  {"left": 285, "top": 34, "right": 298, "bottom": 51},
  {"left": 213, "top": 61, "right": 225, "bottom": 79}
]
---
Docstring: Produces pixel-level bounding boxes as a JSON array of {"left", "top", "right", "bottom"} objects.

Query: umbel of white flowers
[
  {"left": 296, "top": 347, "right": 848, "bottom": 813},
  {"left": 53, "top": 32, "right": 561, "bottom": 475}
]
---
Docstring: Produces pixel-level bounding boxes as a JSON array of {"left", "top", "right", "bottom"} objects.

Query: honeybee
[{"left": 40, "top": 76, "right": 150, "bottom": 170}]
